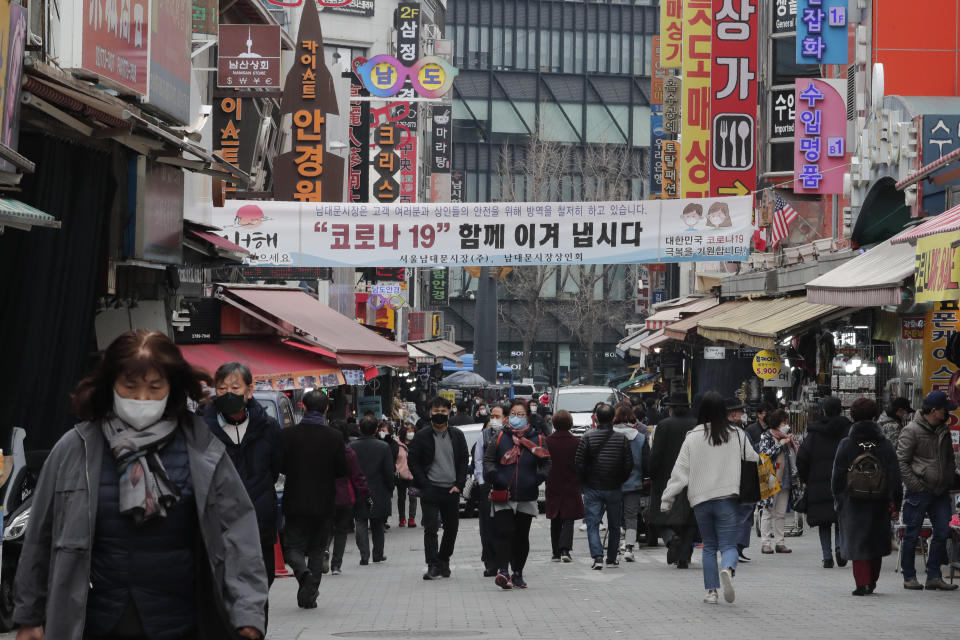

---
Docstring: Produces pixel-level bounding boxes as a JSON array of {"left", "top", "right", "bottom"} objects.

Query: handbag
[
  {"left": 737, "top": 431, "right": 762, "bottom": 505},
  {"left": 793, "top": 490, "right": 808, "bottom": 513},
  {"left": 489, "top": 489, "right": 510, "bottom": 503}
]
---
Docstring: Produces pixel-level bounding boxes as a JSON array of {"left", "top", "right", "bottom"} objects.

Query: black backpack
[{"left": 846, "top": 442, "right": 887, "bottom": 500}]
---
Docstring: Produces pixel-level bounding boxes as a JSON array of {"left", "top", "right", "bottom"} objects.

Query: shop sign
[
  {"left": 793, "top": 78, "right": 845, "bottom": 195},
  {"left": 273, "top": 3, "right": 344, "bottom": 202},
  {"left": 430, "top": 105, "right": 452, "bottom": 203},
  {"left": 395, "top": 1, "right": 421, "bottom": 98},
  {"left": 370, "top": 123, "right": 401, "bottom": 203},
  {"left": 915, "top": 234, "right": 960, "bottom": 303},
  {"left": 773, "top": 0, "right": 796, "bottom": 34},
  {"left": 369, "top": 284, "right": 405, "bottom": 310},
  {"left": 901, "top": 317, "right": 925, "bottom": 340},
  {"left": 356, "top": 55, "right": 457, "bottom": 99},
  {"left": 138, "top": 161, "right": 184, "bottom": 265},
  {"left": 710, "top": 0, "right": 757, "bottom": 199},
  {"left": 217, "top": 24, "right": 281, "bottom": 88},
  {"left": 428, "top": 268, "right": 449, "bottom": 307},
  {"left": 192, "top": 0, "right": 217, "bottom": 35},
  {"left": 147, "top": 0, "right": 191, "bottom": 124},
  {"left": 764, "top": 367, "right": 791, "bottom": 387},
  {"left": 704, "top": 346, "right": 725, "bottom": 360},
  {"left": 651, "top": 36, "right": 665, "bottom": 105},
  {"left": 450, "top": 171, "right": 465, "bottom": 203},
  {"left": 213, "top": 97, "right": 259, "bottom": 192},
  {"left": 663, "top": 75, "right": 682, "bottom": 135},
  {"left": 82, "top": 0, "right": 150, "bottom": 95},
  {"left": 342, "top": 369, "right": 366, "bottom": 386},
  {"left": 369, "top": 102, "right": 418, "bottom": 203},
  {"left": 661, "top": 139, "right": 680, "bottom": 199},
  {"left": 752, "top": 349, "right": 781, "bottom": 379},
  {"left": 795, "top": 0, "right": 848, "bottom": 65},
  {"left": 650, "top": 106, "right": 664, "bottom": 197},
  {"left": 922, "top": 302, "right": 960, "bottom": 450},
  {"left": 320, "top": 0, "right": 375, "bottom": 17},
  {"left": 921, "top": 114, "right": 960, "bottom": 163},
  {"left": 254, "top": 371, "right": 340, "bottom": 391},
  {"left": 347, "top": 62, "right": 370, "bottom": 203},
  {"left": 210, "top": 195, "right": 754, "bottom": 267},
  {"left": 0, "top": 4, "right": 27, "bottom": 172},
  {"left": 681, "top": 0, "right": 711, "bottom": 198},
  {"left": 636, "top": 265, "right": 651, "bottom": 315},
  {"left": 660, "top": 0, "right": 683, "bottom": 69},
  {"left": 770, "top": 88, "right": 796, "bottom": 139}
]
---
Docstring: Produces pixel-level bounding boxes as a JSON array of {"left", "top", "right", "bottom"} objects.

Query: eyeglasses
[
  {"left": 508, "top": 412, "right": 526, "bottom": 418},
  {"left": 357, "top": 55, "right": 458, "bottom": 99}
]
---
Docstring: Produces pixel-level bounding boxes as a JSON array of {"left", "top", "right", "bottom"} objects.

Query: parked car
[
  {"left": 254, "top": 389, "right": 300, "bottom": 429},
  {"left": 512, "top": 384, "right": 536, "bottom": 401},
  {"left": 552, "top": 385, "right": 624, "bottom": 435}
]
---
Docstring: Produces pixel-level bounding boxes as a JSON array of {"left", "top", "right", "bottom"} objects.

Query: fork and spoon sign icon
[{"left": 714, "top": 116, "right": 753, "bottom": 170}]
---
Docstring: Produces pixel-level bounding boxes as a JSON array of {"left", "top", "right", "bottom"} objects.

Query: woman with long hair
[
  {"left": 396, "top": 422, "right": 419, "bottom": 527},
  {"left": 660, "top": 391, "right": 758, "bottom": 605}
]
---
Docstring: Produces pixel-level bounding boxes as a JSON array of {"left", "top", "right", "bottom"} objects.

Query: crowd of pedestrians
[{"left": 10, "top": 330, "right": 960, "bottom": 639}]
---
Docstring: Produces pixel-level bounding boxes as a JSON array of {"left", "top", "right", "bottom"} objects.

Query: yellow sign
[
  {"left": 915, "top": 233, "right": 960, "bottom": 302},
  {"left": 417, "top": 62, "right": 446, "bottom": 91},
  {"left": 370, "top": 62, "right": 398, "bottom": 90},
  {"left": 439, "top": 390, "right": 456, "bottom": 404},
  {"left": 680, "top": 1, "right": 711, "bottom": 198},
  {"left": 752, "top": 350, "right": 781, "bottom": 380},
  {"left": 922, "top": 302, "right": 959, "bottom": 397},
  {"left": 660, "top": 0, "right": 683, "bottom": 69}
]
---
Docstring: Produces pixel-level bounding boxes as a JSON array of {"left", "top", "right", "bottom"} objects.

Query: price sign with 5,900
[{"left": 752, "top": 350, "right": 782, "bottom": 380}]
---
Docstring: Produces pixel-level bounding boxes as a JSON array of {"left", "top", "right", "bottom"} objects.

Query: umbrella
[{"left": 441, "top": 370, "right": 491, "bottom": 387}]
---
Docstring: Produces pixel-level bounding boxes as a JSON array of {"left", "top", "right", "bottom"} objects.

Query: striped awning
[
  {"left": 697, "top": 297, "right": 845, "bottom": 350},
  {"left": 637, "top": 329, "right": 669, "bottom": 355},
  {"left": 889, "top": 204, "right": 960, "bottom": 245},
  {"left": 644, "top": 296, "right": 719, "bottom": 330},
  {"left": 616, "top": 329, "right": 651, "bottom": 358},
  {"left": 805, "top": 238, "right": 915, "bottom": 306},
  {"left": 0, "top": 199, "right": 60, "bottom": 232},
  {"left": 663, "top": 301, "right": 747, "bottom": 341}
]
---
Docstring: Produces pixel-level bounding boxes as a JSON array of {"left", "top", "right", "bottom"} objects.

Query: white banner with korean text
[{"left": 212, "top": 197, "right": 753, "bottom": 267}]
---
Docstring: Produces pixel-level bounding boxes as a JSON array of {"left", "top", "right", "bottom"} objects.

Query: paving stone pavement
[{"left": 3, "top": 514, "right": 957, "bottom": 639}]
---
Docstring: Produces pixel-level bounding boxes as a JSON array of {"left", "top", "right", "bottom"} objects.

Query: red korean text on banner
[
  {"left": 661, "top": 0, "right": 684, "bottom": 69},
  {"left": 681, "top": 0, "right": 711, "bottom": 198}
]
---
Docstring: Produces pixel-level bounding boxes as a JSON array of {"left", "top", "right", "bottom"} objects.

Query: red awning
[
  {"left": 187, "top": 228, "right": 249, "bottom": 255},
  {"left": 178, "top": 339, "right": 344, "bottom": 389},
  {"left": 890, "top": 204, "right": 960, "bottom": 244},
  {"left": 221, "top": 287, "right": 410, "bottom": 368},
  {"left": 896, "top": 146, "right": 960, "bottom": 190}
]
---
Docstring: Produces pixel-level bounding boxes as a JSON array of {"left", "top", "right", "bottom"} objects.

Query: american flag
[{"left": 770, "top": 192, "right": 799, "bottom": 248}]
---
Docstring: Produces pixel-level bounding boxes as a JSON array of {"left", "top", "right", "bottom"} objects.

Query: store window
[{"left": 772, "top": 37, "right": 819, "bottom": 84}]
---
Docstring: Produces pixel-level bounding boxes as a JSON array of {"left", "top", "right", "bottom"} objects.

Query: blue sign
[
  {"left": 796, "top": 0, "right": 848, "bottom": 65},
  {"left": 652, "top": 290, "right": 666, "bottom": 304},
  {"left": 922, "top": 115, "right": 960, "bottom": 163},
  {"left": 650, "top": 105, "right": 664, "bottom": 197}
]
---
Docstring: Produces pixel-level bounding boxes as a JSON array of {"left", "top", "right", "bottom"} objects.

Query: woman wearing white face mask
[
  {"left": 395, "top": 423, "right": 418, "bottom": 527},
  {"left": 13, "top": 330, "right": 267, "bottom": 640}
]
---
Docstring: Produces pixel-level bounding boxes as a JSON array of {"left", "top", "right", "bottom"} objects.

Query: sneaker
[
  {"left": 604, "top": 559, "right": 620, "bottom": 569},
  {"left": 322, "top": 550, "right": 330, "bottom": 574},
  {"left": 439, "top": 561, "right": 451, "bottom": 578},
  {"left": 373, "top": 556, "right": 387, "bottom": 563},
  {"left": 703, "top": 590, "right": 719, "bottom": 604},
  {"left": 495, "top": 571, "right": 513, "bottom": 589},
  {"left": 384, "top": 522, "right": 391, "bottom": 530},
  {"left": 551, "top": 555, "right": 561, "bottom": 562},
  {"left": 579, "top": 522, "right": 588, "bottom": 531},
  {"left": 623, "top": 545, "right": 635, "bottom": 562},
  {"left": 924, "top": 578, "right": 959, "bottom": 591},
  {"left": 483, "top": 567, "right": 498, "bottom": 577},
  {"left": 903, "top": 578, "right": 924, "bottom": 590},
  {"left": 561, "top": 551, "right": 573, "bottom": 563},
  {"left": 774, "top": 544, "right": 792, "bottom": 553},
  {"left": 331, "top": 567, "right": 342, "bottom": 576},
  {"left": 736, "top": 545, "right": 750, "bottom": 563},
  {"left": 591, "top": 558, "right": 603, "bottom": 570},
  {"left": 511, "top": 572, "right": 527, "bottom": 589},
  {"left": 407, "top": 518, "right": 417, "bottom": 528},
  {"left": 619, "top": 540, "right": 626, "bottom": 552},
  {"left": 422, "top": 565, "right": 442, "bottom": 580},
  {"left": 399, "top": 518, "right": 407, "bottom": 528},
  {"left": 719, "top": 568, "right": 735, "bottom": 603},
  {"left": 822, "top": 558, "right": 834, "bottom": 569}
]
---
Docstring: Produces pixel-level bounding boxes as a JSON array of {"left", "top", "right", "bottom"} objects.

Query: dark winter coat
[
  {"left": 745, "top": 422, "right": 764, "bottom": 447},
  {"left": 544, "top": 430, "right": 585, "bottom": 520},
  {"left": 897, "top": 412, "right": 957, "bottom": 495},
  {"left": 407, "top": 425, "right": 470, "bottom": 491},
  {"left": 796, "top": 415, "right": 850, "bottom": 526},
  {"left": 831, "top": 421, "right": 902, "bottom": 562},
  {"left": 574, "top": 424, "right": 633, "bottom": 490},
  {"left": 647, "top": 412, "right": 698, "bottom": 527},
  {"left": 203, "top": 398, "right": 282, "bottom": 540},
  {"left": 281, "top": 411, "right": 349, "bottom": 519},
  {"left": 349, "top": 436, "right": 395, "bottom": 520},
  {"left": 483, "top": 428, "right": 552, "bottom": 501}
]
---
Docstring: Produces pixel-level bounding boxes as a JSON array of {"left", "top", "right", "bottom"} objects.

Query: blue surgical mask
[{"left": 509, "top": 416, "right": 526, "bottom": 429}]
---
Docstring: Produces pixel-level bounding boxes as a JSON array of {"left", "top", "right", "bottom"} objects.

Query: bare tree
[{"left": 498, "top": 265, "right": 556, "bottom": 378}]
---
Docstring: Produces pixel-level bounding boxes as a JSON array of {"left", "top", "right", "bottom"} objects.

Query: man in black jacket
[
  {"left": 281, "top": 391, "right": 349, "bottom": 608},
  {"left": 350, "top": 416, "right": 396, "bottom": 567},
  {"left": 575, "top": 403, "right": 633, "bottom": 570},
  {"left": 408, "top": 396, "right": 470, "bottom": 580}
]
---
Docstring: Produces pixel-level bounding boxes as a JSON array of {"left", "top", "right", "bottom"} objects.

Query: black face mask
[
  {"left": 215, "top": 392, "right": 247, "bottom": 418},
  {"left": 430, "top": 413, "right": 448, "bottom": 425}
]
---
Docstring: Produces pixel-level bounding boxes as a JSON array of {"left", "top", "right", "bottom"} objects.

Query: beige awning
[{"left": 697, "top": 297, "right": 845, "bottom": 349}]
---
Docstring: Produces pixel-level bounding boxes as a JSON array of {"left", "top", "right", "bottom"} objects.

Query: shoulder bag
[{"left": 737, "top": 430, "right": 761, "bottom": 505}]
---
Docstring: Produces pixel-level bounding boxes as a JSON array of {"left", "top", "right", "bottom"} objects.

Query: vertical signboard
[
  {"left": 771, "top": 88, "right": 796, "bottom": 139},
  {"left": 0, "top": 3, "right": 26, "bottom": 165},
  {"left": 450, "top": 171, "right": 465, "bottom": 203},
  {"left": 82, "top": 0, "right": 149, "bottom": 95},
  {"left": 217, "top": 24, "right": 282, "bottom": 88},
  {"left": 192, "top": 0, "right": 217, "bottom": 35},
  {"left": 796, "top": 0, "right": 848, "bottom": 65},
  {"left": 395, "top": 1, "right": 421, "bottom": 98},
  {"left": 710, "top": 0, "right": 757, "bottom": 198},
  {"left": 793, "top": 78, "right": 845, "bottom": 195},
  {"left": 681, "top": 0, "right": 711, "bottom": 198},
  {"left": 773, "top": 0, "right": 797, "bottom": 33},
  {"left": 661, "top": 139, "right": 680, "bottom": 199},
  {"left": 430, "top": 105, "right": 452, "bottom": 203},
  {"left": 399, "top": 134, "right": 418, "bottom": 203},
  {"left": 922, "top": 302, "right": 960, "bottom": 451},
  {"left": 370, "top": 123, "right": 401, "bottom": 203},
  {"left": 650, "top": 106, "right": 664, "bottom": 197},
  {"left": 347, "top": 63, "right": 370, "bottom": 203},
  {"left": 213, "top": 97, "right": 259, "bottom": 192},
  {"left": 148, "top": 0, "right": 191, "bottom": 124},
  {"left": 635, "top": 265, "right": 651, "bottom": 315},
  {"left": 660, "top": 0, "right": 684, "bottom": 69},
  {"left": 663, "top": 75, "right": 682, "bottom": 135},
  {"left": 427, "top": 268, "right": 449, "bottom": 307},
  {"left": 651, "top": 36, "right": 665, "bottom": 105}
]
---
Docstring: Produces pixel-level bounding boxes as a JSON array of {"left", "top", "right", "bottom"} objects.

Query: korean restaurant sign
[
  {"left": 796, "top": 0, "right": 848, "bottom": 65},
  {"left": 217, "top": 24, "right": 281, "bottom": 88},
  {"left": 660, "top": 0, "right": 683, "bottom": 69},
  {"left": 901, "top": 317, "right": 924, "bottom": 340},
  {"left": 430, "top": 105, "right": 452, "bottom": 203},
  {"left": 922, "top": 301, "right": 960, "bottom": 451},
  {"left": 209, "top": 196, "right": 754, "bottom": 267},
  {"left": 793, "top": 79, "right": 845, "bottom": 195},
  {"left": 681, "top": 0, "right": 711, "bottom": 198},
  {"left": 710, "top": 0, "right": 757, "bottom": 199},
  {"left": 922, "top": 115, "right": 960, "bottom": 163},
  {"left": 82, "top": 0, "right": 150, "bottom": 95},
  {"left": 915, "top": 234, "right": 960, "bottom": 303}
]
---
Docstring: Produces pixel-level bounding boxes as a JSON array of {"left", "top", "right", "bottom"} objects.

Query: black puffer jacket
[
  {"left": 203, "top": 399, "right": 282, "bottom": 539},
  {"left": 574, "top": 424, "right": 633, "bottom": 490},
  {"left": 797, "top": 414, "right": 850, "bottom": 526}
]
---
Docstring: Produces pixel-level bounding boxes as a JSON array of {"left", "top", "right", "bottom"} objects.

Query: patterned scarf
[
  {"left": 101, "top": 416, "right": 181, "bottom": 524},
  {"left": 770, "top": 428, "right": 799, "bottom": 453},
  {"left": 499, "top": 426, "right": 551, "bottom": 465}
]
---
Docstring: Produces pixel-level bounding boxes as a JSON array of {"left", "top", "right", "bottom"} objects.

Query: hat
[
  {"left": 724, "top": 397, "right": 744, "bottom": 411},
  {"left": 890, "top": 397, "right": 914, "bottom": 413},
  {"left": 922, "top": 390, "right": 958, "bottom": 412},
  {"left": 664, "top": 392, "right": 690, "bottom": 407}
]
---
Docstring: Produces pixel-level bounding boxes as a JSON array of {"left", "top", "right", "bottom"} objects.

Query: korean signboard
[
  {"left": 370, "top": 123, "right": 401, "bottom": 203},
  {"left": 137, "top": 160, "right": 184, "bottom": 264},
  {"left": 82, "top": 0, "right": 150, "bottom": 95},
  {"left": 451, "top": 171, "right": 465, "bottom": 203},
  {"left": 0, "top": 3, "right": 26, "bottom": 169},
  {"left": 922, "top": 115, "right": 960, "bottom": 163},
  {"left": 428, "top": 268, "right": 449, "bottom": 307},
  {"left": 793, "top": 79, "right": 845, "bottom": 195},
  {"left": 915, "top": 234, "right": 960, "bottom": 303},
  {"left": 213, "top": 97, "right": 259, "bottom": 192},
  {"left": 663, "top": 75, "right": 682, "bottom": 135},
  {"left": 356, "top": 55, "right": 457, "bottom": 99},
  {"left": 347, "top": 63, "right": 370, "bottom": 203},
  {"left": 210, "top": 196, "right": 754, "bottom": 268},
  {"left": 273, "top": 3, "right": 344, "bottom": 202},
  {"left": 431, "top": 105, "right": 452, "bottom": 203},
  {"left": 320, "top": 0, "right": 375, "bottom": 17},
  {"left": 901, "top": 317, "right": 924, "bottom": 340},
  {"left": 635, "top": 265, "right": 651, "bottom": 315},
  {"left": 710, "top": 0, "right": 757, "bottom": 199},
  {"left": 217, "top": 25, "right": 281, "bottom": 88},
  {"left": 773, "top": 0, "right": 797, "bottom": 33},
  {"left": 660, "top": 0, "right": 683, "bottom": 69},
  {"left": 651, "top": 36, "right": 665, "bottom": 106},
  {"left": 148, "top": 0, "right": 191, "bottom": 124},
  {"left": 395, "top": 1, "right": 421, "bottom": 98},
  {"left": 192, "top": 0, "right": 217, "bottom": 35},
  {"left": 661, "top": 139, "right": 680, "bottom": 199},
  {"left": 369, "top": 101, "right": 418, "bottom": 203},
  {"left": 681, "top": 0, "right": 711, "bottom": 198},
  {"left": 796, "top": 0, "right": 848, "bottom": 65},
  {"left": 650, "top": 107, "right": 664, "bottom": 197},
  {"left": 922, "top": 302, "right": 960, "bottom": 450},
  {"left": 770, "top": 88, "right": 796, "bottom": 139}
]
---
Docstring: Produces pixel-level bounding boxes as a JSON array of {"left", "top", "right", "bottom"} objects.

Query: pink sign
[{"left": 793, "top": 78, "right": 845, "bottom": 195}]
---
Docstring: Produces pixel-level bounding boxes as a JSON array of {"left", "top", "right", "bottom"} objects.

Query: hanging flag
[
  {"left": 753, "top": 223, "right": 767, "bottom": 252},
  {"left": 770, "top": 192, "right": 799, "bottom": 248}
]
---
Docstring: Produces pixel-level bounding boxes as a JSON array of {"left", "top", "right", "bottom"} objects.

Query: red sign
[
  {"left": 217, "top": 24, "right": 282, "bottom": 88},
  {"left": 82, "top": 0, "right": 150, "bottom": 95},
  {"left": 710, "top": 0, "right": 757, "bottom": 198}
]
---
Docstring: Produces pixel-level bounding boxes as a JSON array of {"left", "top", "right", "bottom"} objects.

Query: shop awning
[
  {"left": 616, "top": 329, "right": 651, "bottom": 358},
  {"left": 663, "top": 301, "right": 747, "bottom": 341},
  {"left": 644, "top": 296, "right": 719, "bottom": 330},
  {"left": 178, "top": 339, "right": 344, "bottom": 389},
  {"left": 889, "top": 204, "right": 960, "bottom": 244},
  {"left": 411, "top": 339, "right": 465, "bottom": 365},
  {"left": 805, "top": 238, "right": 916, "bottom": 306},
  {"left": 218, "top": 286, "right": 410, "bottom": 368},
  {"left": 184, "top": 222, "right": 249, "bottom": 262},
  {"left": 697, "top": 297, "right": 844, "bottom": 350},
  {"left": 896, "top": 146, "right": 960, "bottom": 190},
  {"left": 0, "top": 198, "right": 61, "bottom": 232},
  {"left": 407, "top": 343, "right": 440, "bottom": 364},
  {"left": 637, "top": 329, "right": 669, "bottom": 355}
]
